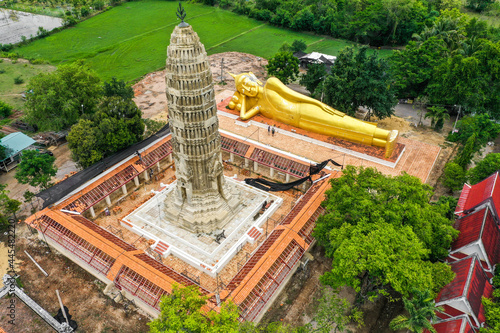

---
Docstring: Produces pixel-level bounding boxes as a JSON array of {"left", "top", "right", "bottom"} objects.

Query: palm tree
[
  {"left": 424, "top": 106, "right": 450, "bottom": 131},
  {"left": 390, "top": 289, "right": 443, "bottom": 333}
]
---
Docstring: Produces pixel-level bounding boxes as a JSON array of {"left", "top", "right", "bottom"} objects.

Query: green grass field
[
  {"left": 15, "top": 1, "right": 394, "bottom": 82},
  {"left": 0, "top": 60, "right": 55, "bottom": 110}
]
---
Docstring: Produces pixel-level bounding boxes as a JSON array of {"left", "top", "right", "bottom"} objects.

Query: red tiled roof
[
  {"left": 429, "top": 317, "right": 476, "bottom": 333},
  {"left": 452, "top": 209, "right": 486, "bottom": 250},
  {"left": 480, "top": 209, "right": 500, "bottom": 266},
  {"left": 451, "top": 207, "right": 500, "bottom": 269},
  {"left": 436, "top": 256, "right": 473, "bottom": 302},
  {"left": 458, "top": 172, "right": 500, "bottom": 216},
  {"left": 467, "top": 258, "right": 489, "bottom": 318},
  {"left": 439, "top": 304, "right": 465, "bottom": 320},
  {"left": 456, "top": 183, "right": 472, "bottom": 215}
]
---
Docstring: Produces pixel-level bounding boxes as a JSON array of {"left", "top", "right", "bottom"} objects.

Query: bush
[
  {"left": 455, "top": 133, "right": 477, "bottom": 169},
  {"left": 291, "top": 39, "right": 307, "bottom": 52},
  {"left": 0, "top": 101, "right": 13, "bottom": 119},
  {"left": 80, "top": 7, "right": 90, "bottom": 17},
  {"left": 13, "top": 76, "right": 24, "bottom": 85},
  {"left": 29, "top": 59, "right": 46, "bottom": 64},
  {"left": 442, "top": 162, "right": 466, "bottom": 192}
]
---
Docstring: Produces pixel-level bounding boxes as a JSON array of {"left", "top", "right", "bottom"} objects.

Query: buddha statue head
[{"left": 229, "top": 72, "right": 263, "bottom": 97}]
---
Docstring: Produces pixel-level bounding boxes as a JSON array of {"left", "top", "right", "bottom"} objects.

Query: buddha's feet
[{"left": 385, "top": 130, "right": 399, "bottom": 158}]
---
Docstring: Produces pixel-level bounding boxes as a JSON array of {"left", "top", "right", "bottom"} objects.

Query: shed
[{"left": 0, "top": 132, "right": 36, "bottom": 172}]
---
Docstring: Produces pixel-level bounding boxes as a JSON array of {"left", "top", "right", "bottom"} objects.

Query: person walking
[
  {"left": 271, "top": 126, "right": 275, "bottom": 137},
  {"left": 268, "top": 125, "right": 271, "bottom": 135}
]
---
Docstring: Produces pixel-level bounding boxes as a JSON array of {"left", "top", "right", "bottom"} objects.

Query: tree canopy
[
  {"left": 68, "top": 97, "right": 144, "bottom": 168},
  {"left": 24, "top": 60, "right": 101, "bottom": 131},
  {"left": 14, "top": 150, "right": 57, "bottom": 190},
  {"left": 299, "top": 63, "right": 326, "bottom": 96},
  {"left": 266, "top": 51, "right": 299, "bottom": 85},
  {"left": 320, "top": 46, "right": 397, "bottom": 119},
  {"left": 314, "top": 166, "right": 457, "bottom": 300},
  {"left": 148, "top": 285, "right": 239, "bottom": 333}
]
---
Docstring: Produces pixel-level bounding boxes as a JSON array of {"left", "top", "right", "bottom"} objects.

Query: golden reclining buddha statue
[{"left": 228, "top": 72, "right": 398, "bottom": 158}]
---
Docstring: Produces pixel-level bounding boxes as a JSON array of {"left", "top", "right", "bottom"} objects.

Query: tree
[
  {"left": 424, "top": 106, "right": 450, "bottom": 131},
  {"left": 442, "top": 162, "right": 466, "bottom": 192},
  {"left": 15, "top": 150, "right": 57, "bottom": 190},
  {"left": 143, "top": 119, "right": 167, "bottom": 139},
  {"left": 291, "top": 39, "right": 307, "bottom": 53},
  {"left": 390, "top": 289, "right": 443, "bottom": 333},
  {"left": 148, "top": 285, "right": 239, "bottom": 333},
  {"left": 299, "top": 63, "right": 326, "bottom": 95},
  {"left": 25, "top": 60, "right": 101, "bottom": 131},
  {"left": 103, "top": 77, "right": 134, "bottom": 99},
  {"left": 266, "top": 51, "right": 299, "bottom": 85},
  {"left": 0, "top": 100, "right": 13, "bottom": 118},
  {"left": 455, "top": 133, "right": 477, "bottom": 169},
  {"left": 314, "top": 166, "right": 457, "bottom": 301},
  {"left": 68, "top": 97, "right": 144, "bottom": 168},
  {"left": 390, "top": 37, "right": 447, "bottom": 99},
  {"left": 467, "top": 153, "right": 500, "bottom": 185},
  {"left": 0, "top": 184, "right": 21, "bottom": 231},
  {"left": 321, "top": 46, "right": 397, "bottom": 119}
]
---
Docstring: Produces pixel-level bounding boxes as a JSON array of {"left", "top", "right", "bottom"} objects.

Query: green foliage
[
  {"left": 25, "top": 60, "right": 101, "bottom": 131},
  {"left": 291, "top": 39, "right": 307, "bottom": 53},
  {"left": 321, "top": 46, "right": 397, "bottom": 119},
  {"left": 314, "top": 166, "right": 457, "bottom": 301},
  {"left": 266, "top": 51, "right": 299, "bottom": 85},
  {"left": 467, "top": 153, "right": 500, "bottom": 184},
  {"left": 433, "top": 196, "right": 459, "bottom": 220},
  {"left": 0, "top": 184, "right": 21, "bottom": 232},
  {"left": 14, "top": 150, "right": 58, "bottom": 190},
  {"left": 68, "top": 97, "right": 144, "bottom": 168},
  {"left": 0, "top": 100, "right": 13, "bottom": 119},
  {"left": 466, "top": 0, "right": 495, "bottom": 12},
  {"left": 148, "top": 285, "right": 239, "bottom": 333},
  {"left": 103, "top": 77, "right": 134, "bottom": 99},
  {"left": 448, "top": 114, "right": 500, "bottom": 147},
  {"left": 13, "top": 75, "right": 24, "bottom": 84},
  {"left": 442, "top": 162, "right": 466, "bottom": 192},
  {"left": 390, "top": 289, "right": 443, "bottom": 333},
  {"left": 278, "top": 42, "right": 292, "bottom": 53},
  {"left": 455, "top": 133, "right": 477, "bottom": 169},
  {"left": 424, "top": 106, "right": 450, "bottom": 131},
  {"left": 480, "top": 266, "right": 500, "bottom": 332},
  {"left": 299, "top": 63, "right": 326, "bottom": 95}
]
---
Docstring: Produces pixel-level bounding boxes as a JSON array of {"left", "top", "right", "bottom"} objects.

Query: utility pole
[
  {"left": 220, "top": 58, "right": 224, "bottom": 83},
  {"left": 56, "top": 290, "right": 69, "bottom": 326},
  {"left": 453, "top": 105, "right": 461, "bottom": 133}
]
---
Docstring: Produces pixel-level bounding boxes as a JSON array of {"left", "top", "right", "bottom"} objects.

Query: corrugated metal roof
[
  {"left": 461, "top": 172, "right": 499, "bottom": 215},
  {"left": 0, "top": 132, "right": 36, "bottom": 161}
]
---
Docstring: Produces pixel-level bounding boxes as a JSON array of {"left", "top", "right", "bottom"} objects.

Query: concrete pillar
[
  {"left": 89, "top": 206, "right": 96, "bottom": 218},
  {"left": 270, "top": 167, "right": 275, "bottom": 178},
  {"left": 134, "top": 176, "right": 140, "bottom": 187},
  {"left": 105, "top": 195, "right": 111, "bottom": 207},
  {"left": 157, "top": 162, "right": 161, "bottom": 172},
  {"left": 229, "top": 153, "right": 234, "bottom": 162},
  {"left": 244, "top": 158, "right": 249, "bottom": 168},
  {"left": 253, "top": 161, "right": 258, "bottom": 172},
  {"left": 168, "top": 154, "right": 172, "bottom": 163},
  {"left": 122, "top": 185, "right": 127, "bottom": 196},
  {"left": 286, "top": 173, "right": 290, "bottom": 183},
  {"left": 144, "top": 170, "right": 150, "bottom": 181}
]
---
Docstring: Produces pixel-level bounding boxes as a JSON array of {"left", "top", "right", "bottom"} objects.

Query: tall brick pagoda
[{"left": 163, "top": 7, "right": 240, "bottom": 233}]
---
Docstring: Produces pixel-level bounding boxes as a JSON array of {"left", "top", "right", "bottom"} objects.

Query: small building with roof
[
  {"left": 449, "top": 207, "right": 500, "bottom": 274},
  {"left": 455, "top": 171, "right": 500, "bottom": 219},
  {"left": 435, "top": 255, "right": 493, "bottom": 328},
  {"left": 295, "top": 52, "right": 336, "bottom": 71},
  {"left": 0, "top": 132, "right": 36, "bottom": 172}
]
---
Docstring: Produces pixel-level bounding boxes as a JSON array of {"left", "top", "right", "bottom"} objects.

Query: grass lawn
[
  {"left": 0, "top": 59, "right": 55, "bottom": 110},
  {"left": 16, "top": 1, "right": 394, "bottom": 82}
]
